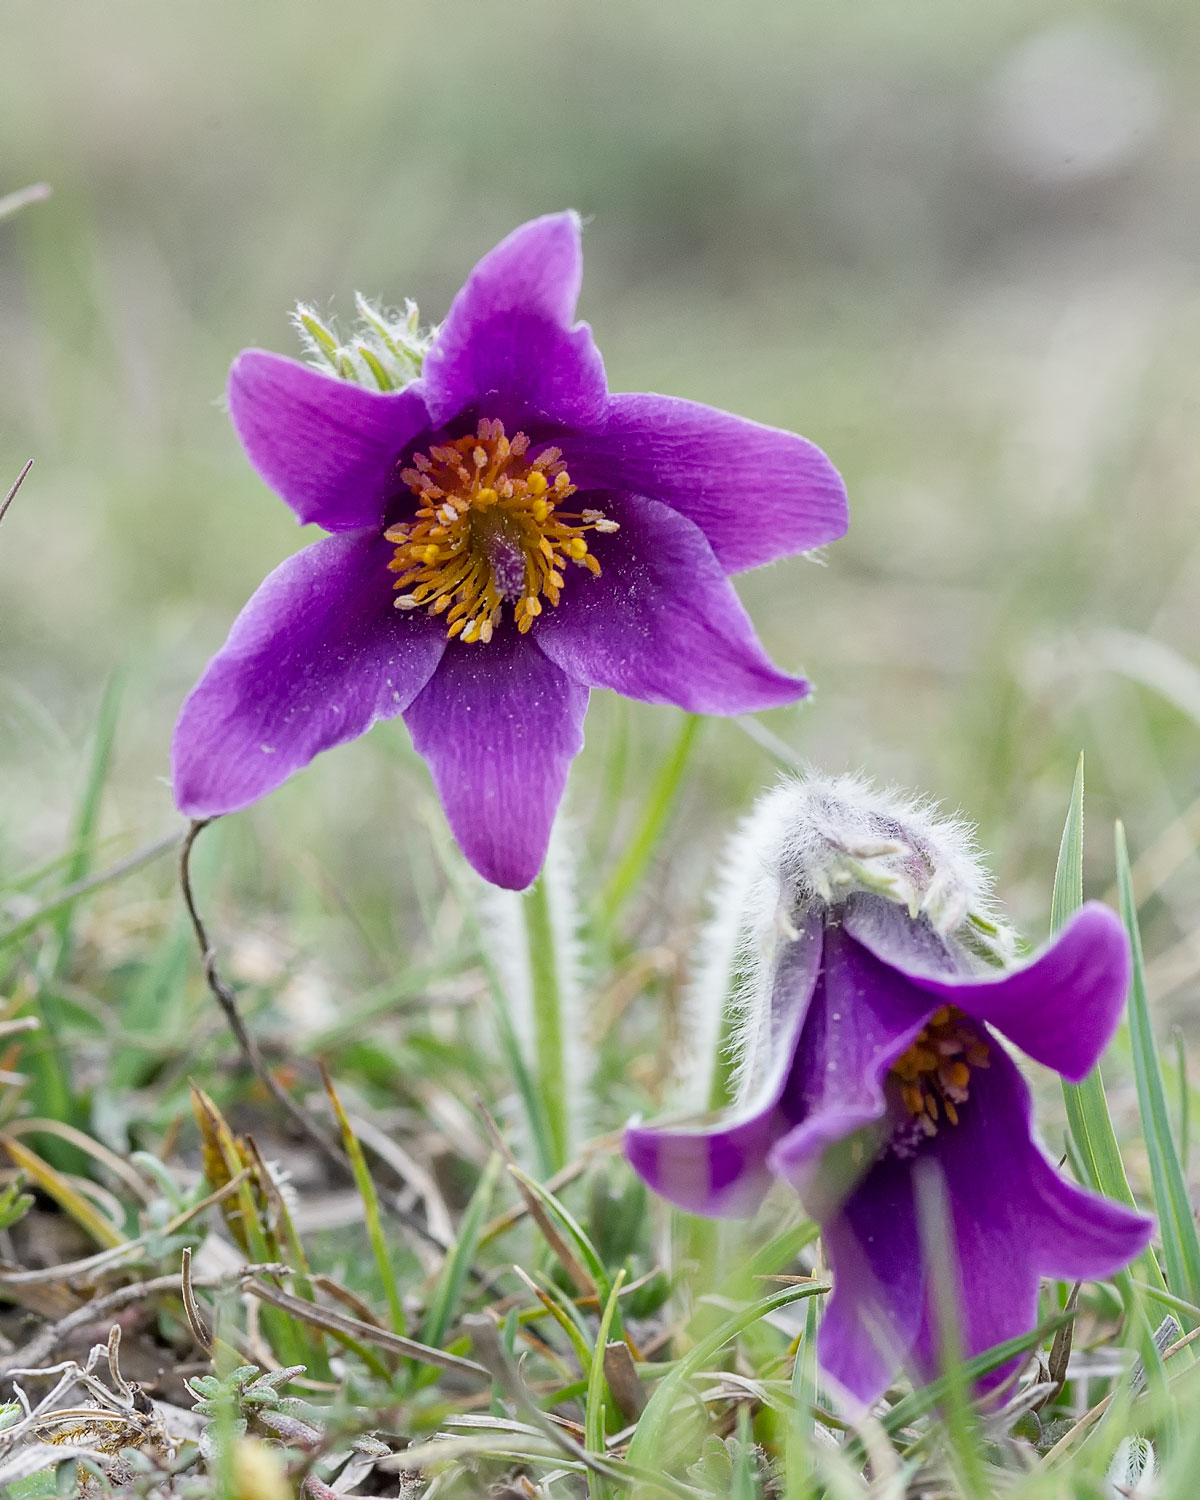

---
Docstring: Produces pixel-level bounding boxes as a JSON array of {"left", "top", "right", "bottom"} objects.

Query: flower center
[
  {"left": 887, "top": 1006, "right": 990, "bottom": 1156},
  {"left": 385, "top": 419, "right": 618, "bottom": 644}
]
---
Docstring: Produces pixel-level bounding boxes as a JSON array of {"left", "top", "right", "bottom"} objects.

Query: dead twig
[
  {"left": 180, "top": 1247, "right": 211, "bottom": 1353},
  {"left": 1, "top": 1262, "right": 287, "bottom": 1373},
  {"left": 478, "top": 1128, "right": 622, "bottom": 1248},
  {"left": 1040, "top": 1283, "right": 1080, "bottom": 1409},
  {"left": 0, "top": 460, "right": 33, "bottom": 529},
  {"left": 242, "top": 1277, "right": 488, "bottom": 1379},
  {"left": 476, "top": 1101, "right": 593, "bottom": 1298},
  {"left": 180, "top": 820, "right": 482, "bottom": 1266},
  {"left": 602, "top": 1341, "right": 647, "bottom": 1422},
  {"left": 180, "top": 819, "right": 346, "bottom": 1176},
  {"left": 1041, "top": 1319, "right": 1200, "bottom": 1465}
]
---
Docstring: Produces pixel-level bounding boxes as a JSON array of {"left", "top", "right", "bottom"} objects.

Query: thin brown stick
[
  {"left": 243, "top": 1277, "right": 488, "bottom": 1379},
  {"left": 0, "top": 460, "right": 33, "bottom": 529},
  {"left": 475, "top": 1099, "right": 593, "bottom": 1296},
  {"left": 0, "top": 832, "right": 181, "bottom": 950},
  {"left": 180, "top": 1247, "right": 212, "bottom": 1353},
  {"left": 179, "top": 819, "right": 346, "bottom": 1175},
  {"left": 0, "top": 1263, "right": 287, "bottom": 1373},
  {"left": 179, "top": 820, "right": 475, "bottom": 1263},
  {"left": 478, "top": 1128, "right": 622, "bottom": 1247},
  {"left": 1041, "top": 1318, "right": 1200, "bottom": 1465}
]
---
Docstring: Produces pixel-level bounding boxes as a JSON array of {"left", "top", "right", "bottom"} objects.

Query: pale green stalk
[{"left": 524, "top": 872, "right": 572, "bottom": 1173}]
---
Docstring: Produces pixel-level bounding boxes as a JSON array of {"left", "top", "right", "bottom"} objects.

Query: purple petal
[
  {"left": 1022, "top": 1146, "right": 1155, "bottom": 1281},
  {"left": 228, "top": 350, "right": 430, "bottom": 531},
  {"left": 564, "top": 392, "right": 848, "bottom": 573},
  {"left": 442, "top": 212, "right": 587, "bottom": 329},
  {"left": 909, "top": 1042, "right": 1151, "bottom": 1389},
  {"left": 818, "top": 1037, "right": 1150, "bottom": 1409},
  {"left": 770, "top": 924, "right": 936, "bottom": 1214},
  {"left": 624, "top": 1111, "right": 785, "bottom": 1222},
  {"left": 954, "top": 1041, "right": 1153, "bottom": 1285},
  {"left": 422, "top": 213, "right": 607, "bottom": 430},
  {"left": 843, "top": 898, "right": 1131, "bottom": 1083},
  {"left": 818, "top": 1152, "right": 925, "bottom": 1408},
  {"left": 403, "top": 633, "right": 588, "bottom": 890},
  {"left": 534, "top": 494, "right": 808, "bottom": 714},
  {"left": 624, "top": 918, "right": 824, "bottom": 1218},
  {"left": 172, "top": 532, "right": 445, "bottom": 816}
]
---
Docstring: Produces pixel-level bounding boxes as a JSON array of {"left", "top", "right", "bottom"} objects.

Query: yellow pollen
[
  {"left": 889, "top": 1006, "right": 989, "bottom": 1142},
  {"left": 387, "top": 418, "right": 618, "bottom": 640}
]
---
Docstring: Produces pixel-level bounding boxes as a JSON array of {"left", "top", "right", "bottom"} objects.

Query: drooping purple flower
[
  {"left": 625, "top": 775, "right": 1153, "bottom": 1408},
  {"left": 170, "top": 214, "right": 848, "bottom": 889}
]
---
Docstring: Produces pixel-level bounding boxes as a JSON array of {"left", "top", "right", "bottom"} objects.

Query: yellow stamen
[
  {"left": 889, "top": 1006, "right": 988, "bottom": 1143},
  {"left": 386, "top": 420, "right": 618, "bottom": 642}
]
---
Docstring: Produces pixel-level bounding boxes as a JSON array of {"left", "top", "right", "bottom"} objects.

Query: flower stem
[{"left": 524, "top": 873, "right": 572, "bottom": 1173}]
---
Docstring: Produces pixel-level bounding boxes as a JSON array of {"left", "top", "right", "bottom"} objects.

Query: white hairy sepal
[
  {"left": 291, "top": 295, "right": 437, "bottom": 391},
  {"left": 673, "top": 772, "right": 1016, "bottom": 1111}
]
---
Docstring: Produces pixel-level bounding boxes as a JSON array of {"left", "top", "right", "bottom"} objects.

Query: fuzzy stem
[{"left": 524, "top": 873, "right": 571, "bottom": 1173}]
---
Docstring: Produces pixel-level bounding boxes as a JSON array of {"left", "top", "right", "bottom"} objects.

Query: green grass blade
[
  {"left": 20, "top": 673, "right": 127, "bottom": 1155},
  {"left": 54, "top": 668, "right": 124, "bottom": 964},
  {"left": 596, "top": 713, "right": 702, "bottom": 928},
  {"left": 783, "top": 1294, "right": 820, "bottom": 1500},
  {"left": 523, "top": 1269, "right": 595, "bottom": 1373},
  {"left": 1049, "top": 753, "right": 1086, "bottom": 933},
  {"left": 1131, "top": 1279, "right": 1200, "bottom": 1325},
  {"left": 507, "top": 1164, "right": 613, "bottom": 1315},
  {"left": 0, "top": 182, "right": 51, "bottom": 223},
  {"left": 585, "top": 1268, "right": 626, "bottom": 1499},
  {"left": 422, "top": 1152, "right": 500, "bottom": 1351},
  {"left": 1116, "top": 821, "right": 1200, "bottom": 1316},
  {"left": 1052, "top": 762, "right": 1163, "bottom": 1300},
  {"left": 1174, "top": 1025, "right": 1190, "bottom": 1172},
  {"left": 875, "top": 1311, "right": 1076, "bottom": 1439},
  {"left": 0, "top": 834, "right": 179, "bottom": 951},
  {"left": 626, "top": 1281, "right": 828, "bottom": 1472},
  {"left": 730, "top": 1405, "right": 758, "bottom": 1500},
  {"left": 322, "top": 1066, "right": 408, "bottom": 1336},
  {"left": 721, "top": 1216, "right": 819, "bottom": 1299}
]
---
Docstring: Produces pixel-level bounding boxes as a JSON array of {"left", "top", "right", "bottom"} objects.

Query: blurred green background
[{"left": 2, "top": 0, "right": 1199, "bottom": 1022}]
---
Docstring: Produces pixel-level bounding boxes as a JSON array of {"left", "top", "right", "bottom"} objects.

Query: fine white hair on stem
[
  {"left": 475, "top": 815, "right": 590, "bottom": 1154},
  {"left": 669, "top": 785, "right": 797, "bottom": 1112},
  {"left": 672, "top": 770, "right": 1011, "bottom": 1112},
  {"left": 538, "top": 814, "right": 591, "bottom": 1142}
]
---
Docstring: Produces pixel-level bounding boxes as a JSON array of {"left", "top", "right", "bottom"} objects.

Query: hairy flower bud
[{"left": 629, "top": 771, "right": 1152, "bottom": 1408}]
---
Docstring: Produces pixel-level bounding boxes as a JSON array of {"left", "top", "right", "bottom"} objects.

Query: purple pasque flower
[
  {"left": 170, "top": 213, "right": 848, "bottom": 889},
  {"left": 625, "top": 775, "right": 1153, "bottom": 1408}
]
